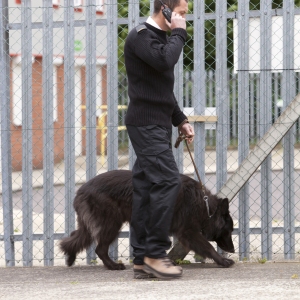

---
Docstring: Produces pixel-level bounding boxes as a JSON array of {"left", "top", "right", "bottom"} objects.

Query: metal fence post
[
  {"left": 259, "top": 0, "right": 273, "bottom": 260},
  {"left": 193, "top": 0, "right": 206, "bottom": 185},
  {"left": 282, "top": 0, "right": 295, "bottom": 260},
  {"left": 107, "top": 0, "right": 119, "bottom": 262},
  {"left": 0, "top": 0, "right": 15, "bottom": 267},
  {"left": 85, "top": 0, "right": 98, "bottom": 264},
  {"left": 216, "top": 0, "right": 229, "bottom": 255},
  {"left": 64, "top": 0, "right": 76, "bottom": 255},
  {"left": 22, "top": 0, "right": 33, "bottom": 267},
  {"left": 106, "top": 0, "right": 118, "bottom": 172},
  {"left": 215, "top": 0, "right": 228, "bottom": 194},
  {"left": 43, "top": 0, "right": 55, "bottom": 267},
  {"left": 237, "top": 0, "right": 250, "bottom": 261}
]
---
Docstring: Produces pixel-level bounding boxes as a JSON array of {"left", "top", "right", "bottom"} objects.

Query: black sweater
[{"left": 124, "top": 22, "right": 187, "bottom": 129}]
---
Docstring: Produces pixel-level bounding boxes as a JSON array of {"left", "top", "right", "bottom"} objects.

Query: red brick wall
[{"left": 10, "top": 56, "right": 107, "bottom": 171}]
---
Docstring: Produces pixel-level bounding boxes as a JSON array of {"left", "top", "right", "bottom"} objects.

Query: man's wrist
[{"left": 178, "top": 119, "right": 189, "bottom": 131}]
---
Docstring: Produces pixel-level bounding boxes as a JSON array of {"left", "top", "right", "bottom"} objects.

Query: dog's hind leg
[{"left": 95, "top": 221, "right": 126, "bottom": 270}]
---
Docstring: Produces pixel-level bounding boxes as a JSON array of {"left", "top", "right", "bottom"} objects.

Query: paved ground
[{"left": 0, "top": 262, "right": 299, "bottom": 300}]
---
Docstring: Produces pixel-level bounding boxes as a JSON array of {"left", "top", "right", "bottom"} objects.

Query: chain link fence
[{"left": 0, "top": 0, "right": 300, "bottom": 267}]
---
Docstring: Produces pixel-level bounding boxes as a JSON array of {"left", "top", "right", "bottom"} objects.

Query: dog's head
[{"left": 205, "top": 198, "right": 235, "bottom": 253}]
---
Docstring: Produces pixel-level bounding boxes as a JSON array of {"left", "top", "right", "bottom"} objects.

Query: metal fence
[{"left": 0, "top": 0, "right": 300, "bottom": 267}]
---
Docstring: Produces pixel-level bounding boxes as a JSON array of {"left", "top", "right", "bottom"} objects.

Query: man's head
[
  {"left": 153, "top": 0, "right": 187, "bottom": 15},
  {"left": 152, "top": 0, "right": 188, "bottom": 31}
]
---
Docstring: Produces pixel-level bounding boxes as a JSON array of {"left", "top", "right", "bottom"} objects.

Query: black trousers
[{"left": 126, "top": 125, "right": 181, "bottom": 265}]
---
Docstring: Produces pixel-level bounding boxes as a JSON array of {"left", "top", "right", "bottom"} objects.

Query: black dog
[{"left": 59, "top": 170, "right": 235, "bottom": 270}]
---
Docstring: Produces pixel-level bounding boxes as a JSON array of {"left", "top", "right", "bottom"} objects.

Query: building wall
[
  {"left": 8, "top": 1, "right": 108, "bottom": 171},
  {"left": 10, "top": 56, "right": 107, "bottom": 171}
]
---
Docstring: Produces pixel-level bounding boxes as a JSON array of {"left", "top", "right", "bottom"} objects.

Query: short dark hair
[{"left": 153, "top": 0, "right": 187, "bottom": 14}]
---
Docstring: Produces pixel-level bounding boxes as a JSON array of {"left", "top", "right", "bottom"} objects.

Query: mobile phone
[{"left": 159, "top": 0, "right": 172, "bottom": 23}]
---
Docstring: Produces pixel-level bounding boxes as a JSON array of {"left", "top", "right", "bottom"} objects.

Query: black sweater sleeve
[
  {"left": 133, "top": 28, "right": 187, "bottom": 72},
  {"left": 171, "top": 93, "right": 187, "bottom": 127}
]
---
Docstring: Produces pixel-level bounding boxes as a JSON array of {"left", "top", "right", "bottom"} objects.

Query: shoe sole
[
  {"left": 143, "top": 263, "right": 182, "bottom": 280},
  {"left": 133, "top": 269, "right": 156, "bottom": 279}
]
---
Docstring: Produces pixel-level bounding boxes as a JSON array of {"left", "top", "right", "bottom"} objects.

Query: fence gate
[{"left": 0, "top": 0, "right": 299, "bottom": 267}]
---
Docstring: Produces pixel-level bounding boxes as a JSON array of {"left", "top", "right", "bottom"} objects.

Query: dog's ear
[{"left": 220, "top": 198, "right": 229, "bottom": 215}]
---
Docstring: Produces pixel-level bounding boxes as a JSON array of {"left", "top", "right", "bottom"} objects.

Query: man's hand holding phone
[{"left": 166, "top": 12, "right": 186, "bottom": 31}]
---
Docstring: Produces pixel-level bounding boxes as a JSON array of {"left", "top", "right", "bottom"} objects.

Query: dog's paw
[
  {"left": 116, "top": 263, "right": 126, "bottom": 270},
  {"left": 218, "top": 258, "right": 235, "bottom": 268},
  {"left": 109, "top": 263, "right": 126, "bottom": 270}
]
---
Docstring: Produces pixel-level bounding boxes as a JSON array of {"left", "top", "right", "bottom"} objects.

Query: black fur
[{"left": 59, "top": 170, "right": 235, "bottom": 270}]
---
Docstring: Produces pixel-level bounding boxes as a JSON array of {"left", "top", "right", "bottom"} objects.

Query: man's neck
[
  {"left": 151, "top": 13, "right": 168, "bottom": 31},
  {"left": 146, "top": 16, "right": 162, "bottom": 30}
]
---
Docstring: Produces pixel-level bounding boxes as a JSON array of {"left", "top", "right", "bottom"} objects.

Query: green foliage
[
  {"left": 257, "top": 257, "right": 268, "bottom": 264},
  {"left": 90, "top": 259, "right": 98, "bottom": 264},
  {"left": 175, "top": 259, "right": 191, "bottom": 265}
]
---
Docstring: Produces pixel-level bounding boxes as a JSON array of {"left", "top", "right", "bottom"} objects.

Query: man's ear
[{"left": 220, "top": 198, "right": 229, "bottom": 215}]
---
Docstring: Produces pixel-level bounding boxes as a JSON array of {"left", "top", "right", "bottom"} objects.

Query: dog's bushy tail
[{"left": 59, "top": 222, "right": 92, "bottom": 266}]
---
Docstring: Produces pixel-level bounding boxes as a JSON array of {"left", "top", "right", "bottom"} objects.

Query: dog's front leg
[{"left": 178, "top": 231, "right": 234, "bottom": 268}]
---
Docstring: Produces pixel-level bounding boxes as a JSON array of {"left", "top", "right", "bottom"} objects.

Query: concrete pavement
[{"left": 0, "top": 262, "right": 299, "bottom": 299}]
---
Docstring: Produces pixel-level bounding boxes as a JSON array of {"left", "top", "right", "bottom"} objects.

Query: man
[{"left": 124, "top": 0, "right": 194, "bottom": 279}]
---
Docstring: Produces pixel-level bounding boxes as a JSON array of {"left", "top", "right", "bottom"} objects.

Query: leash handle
[{"left": 174, "top": 132, "right": 205, "bottom": 191}]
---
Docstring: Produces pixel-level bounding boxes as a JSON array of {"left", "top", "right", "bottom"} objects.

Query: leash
[{"left": 174, "top": 132, "right": 212, "bottom": 218}]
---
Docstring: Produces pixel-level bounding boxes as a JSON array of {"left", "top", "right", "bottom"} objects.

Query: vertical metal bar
[
  {"left": 22, "top": 0, "right": 33, "bottom": 267},
  {"left": 215, "top": 0, "right": 228, "bottom": 255},
  {"left": 256, "top": 74, "right": 260, "bottom": 137},
  {"left": 128, "top": 0, "right": 139, "bottom": 170},
  {"left": 215, "top": 0, "right": 228, "bottom": 191},
  {"left": 237, "top": 0, "right": 250, "bottom": 260},
  {"left": 184, "top": 71, "right": 189, "bottom": 107},
  {"left": 208, "top": 70, "right": 213, "bottom": 146},
  {"left": 274, "top": 73, "right": 279, "bottom": 118},
  {"left": 259, "top": 0, "right": 272, "bottom": 260},
  {"left": 85, "top": 0, "right": 97, "bottom": 264},
  {"left": 250, "top": 73, "right": 254, "bottom": 140},
  {"left": 282, "top": 0, "right": 295, "bottom": 260},
  {"left": 85, "top": 0, "right": 97, "bottom": 179},
  {"left": 0, "top": 0, "right": 14, "bottom": 267},
  {"left": 43, "top": 0, "right": 54, "bottom": 266},
  {"left": 106, "top": 0, "right": 119, "bottom": 262},
  {"left": 149, "top": 0, "right": 154, "bottom": 16},
  {"left": 107, "top": 0, "right": 118, "bottom": 172},
  {"left": 227, "top": 70, "right": 230, "bottom": 145},
  {"left": 173, "top": 52, "right": 184, "bottom": 173},
  {"left": 193, "top": 0, "right": 206, "bottom": 184},
  {"left": 232, "top": 71, "right": 237, "bottom": 141},
  {"left": 64, "top": 0, "right": 76, "bottom": 254}
]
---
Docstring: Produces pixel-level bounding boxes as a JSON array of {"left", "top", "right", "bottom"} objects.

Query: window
[
  {"left": 74, "top": 0, "right": 83, "bottom": 12},
  {"left": 12, "top": 56, "right": 61, "bottom": 125},
  {"left": 96, "top": 0, "right": 104, "bottom": 14}
]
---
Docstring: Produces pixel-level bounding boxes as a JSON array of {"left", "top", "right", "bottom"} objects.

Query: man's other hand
[{"left": 180, "top": 123, "right": 194, "bottom": 144}]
